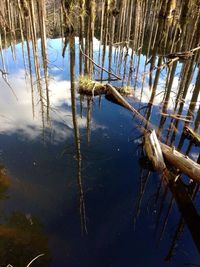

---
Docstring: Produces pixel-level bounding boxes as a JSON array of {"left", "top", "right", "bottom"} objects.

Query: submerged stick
[{"left": 26, "top": 254, "right": 44, "bottom": 267}]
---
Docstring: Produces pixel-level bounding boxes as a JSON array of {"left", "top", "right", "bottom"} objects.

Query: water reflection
[
  {"left": 70, "top": 36, "right": 87, "bottom": 235},
  {"left": 0, "top": 0, "right": 200, "bottom": 266}
]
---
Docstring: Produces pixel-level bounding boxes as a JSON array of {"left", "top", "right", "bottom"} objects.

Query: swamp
[{"left": 0, "top": 0, "right": 200, "bottom": 266}]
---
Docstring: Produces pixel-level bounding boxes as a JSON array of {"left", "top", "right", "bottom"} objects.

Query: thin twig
[
  {"left": 79, "top": 47, "right": 122, "bottom": 80},
  {"left": 26, "top": 254, "right": 45, "bottom": 267},
  {"left": 0, "top": 69, "right": 18, "bottom": 101}
]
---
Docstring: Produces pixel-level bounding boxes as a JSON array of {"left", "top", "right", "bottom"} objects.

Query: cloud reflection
[{"left": 0, "top": 70, "right": 104, "bottom": 143}]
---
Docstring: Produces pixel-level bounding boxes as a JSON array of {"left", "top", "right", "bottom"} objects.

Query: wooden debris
[
  {"left": 104, "top": 85, "right": 200, "bottom": 182},
  {"left": 144, "top": 130, "right": 166, "bottom": 171},
  {"left": 106, "top": 87, "right": 200, "bottom": 181},
  {"left": 79, "top": 82, "right": 200, "bottom": 182},
  {"left": 183, "top": 126, "right": 200, "bottom": 146},
  {"left": 160, "top": 143, "right": 200, "bottom": 183},
  {"left": 106, "top": 84, "right": 140, "bottom": 114}
]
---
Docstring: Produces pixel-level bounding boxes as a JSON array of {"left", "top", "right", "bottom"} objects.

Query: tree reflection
[
  {"left": 0, "top": 0, "right": 200, "bottom": 264},
  {"left": 70, "top": 36, "right": 87, "bottom": 235}
]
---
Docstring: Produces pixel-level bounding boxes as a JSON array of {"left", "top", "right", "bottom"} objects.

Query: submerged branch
[{"left": 26, "top": 254, "right": 45, "bottom": 267}]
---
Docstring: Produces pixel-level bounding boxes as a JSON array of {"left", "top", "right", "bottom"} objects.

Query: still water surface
[{"left": 0, "top": 2, "right": 200, "bottom": 266}]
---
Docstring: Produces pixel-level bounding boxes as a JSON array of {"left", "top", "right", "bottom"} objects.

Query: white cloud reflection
[
  {"left": 0, "top": 37, "right": 199, "bottom": 143},
  {"left": 134, "top": 73, "right": 200, "bottom": 110},
  {"left": 0, "top": 70, "right": 104, "bottom": 143}
]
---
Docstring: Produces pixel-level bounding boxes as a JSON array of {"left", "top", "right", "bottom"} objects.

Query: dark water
[{"left": 0, "top": 1, "right": 200, "bottom": 266}]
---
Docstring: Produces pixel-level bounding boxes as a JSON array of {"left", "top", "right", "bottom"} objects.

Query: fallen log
[
  {"left": 79, "top": 81, "right": 200, "bottom": 181},
  {"left": 160, "top": 143, "right": 200, "bottom": 182},
  {"left": 106, "top": 83, "right": 149, "bottom": 125},
  {"left": 144, "top": 130, "right": 166, "bottom": 171},
  {"left": 106, "top": 84, "right": 200, "bottom": 182}
]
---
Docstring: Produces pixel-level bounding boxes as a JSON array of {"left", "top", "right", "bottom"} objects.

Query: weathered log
[
  {"left": 106, "top": 84, "right": 149, "bottom": 124},
  {"left": 80, "top": 82, "right": 200, "bottom": 181},
  {"left": 106, "top": 84, "right": 200, "bottom": 181},
  {"left": 144, "top": 130, "right": 166, "bottom": 171},
  {"left": 161, "top": 143, "right": 200, "bottom": 182}
]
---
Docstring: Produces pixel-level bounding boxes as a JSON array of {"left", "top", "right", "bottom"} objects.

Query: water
[{"left": 0, "top": 1, "right": 200, "bottom": 266}]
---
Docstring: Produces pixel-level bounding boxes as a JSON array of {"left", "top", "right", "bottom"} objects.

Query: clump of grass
[
  {"left": 118, "top": 86, "right": 133, "bottom": 95},
  {"left": 78, "top": 75, "right": 106, "bottom": 95},
  {"left": 78, "top": 75, "right": 132, "bottom": 96}
]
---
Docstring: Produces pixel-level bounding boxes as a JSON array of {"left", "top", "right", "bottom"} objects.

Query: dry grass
[
  {"left": 78, "top": 75, "right": 106, "bottom": 95},
  {"left": 78, "top": 75, "right": 132, "bottom": 96},
  {"left": 117, "top": 86, "right": 132, "bottom": 95}
]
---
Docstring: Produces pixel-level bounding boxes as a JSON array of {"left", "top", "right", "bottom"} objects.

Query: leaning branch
[
  {"left": 79, "top": 47, "right": 122, "bottom": 80},
  {"left": 26, "top": 254, "right": 45, "bottom": 267}
]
